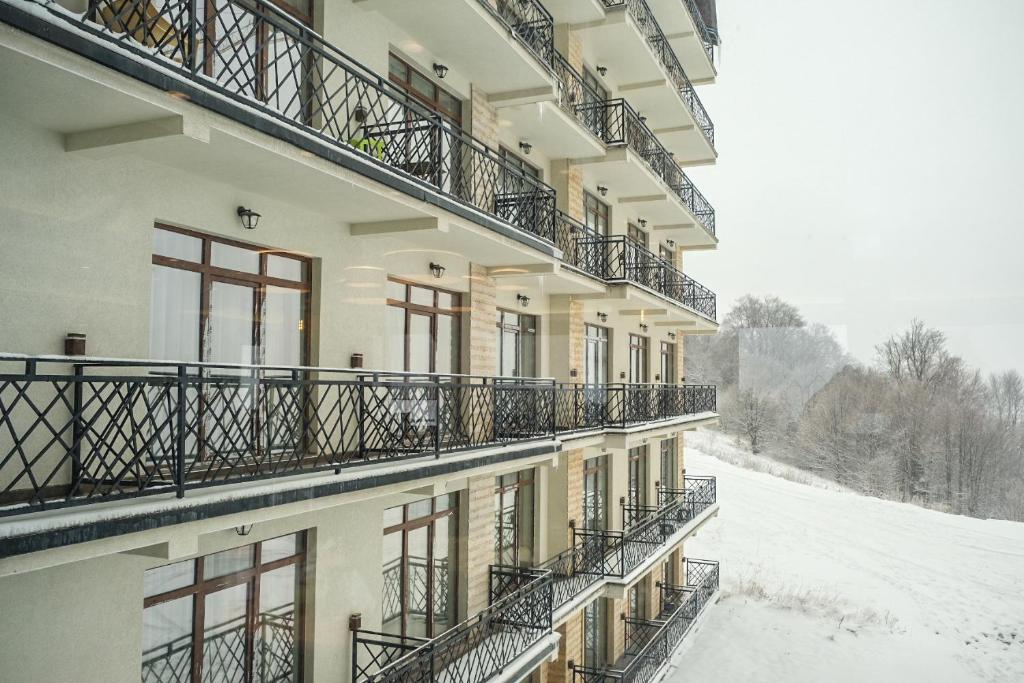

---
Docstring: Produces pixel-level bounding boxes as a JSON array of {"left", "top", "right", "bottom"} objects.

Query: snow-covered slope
[{"left": 664, "top": 430, "right": 1024, "bottom": 683}]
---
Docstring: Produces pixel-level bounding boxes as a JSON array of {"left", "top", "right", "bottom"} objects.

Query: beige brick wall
[
  {"left": 610, "top": 597, "right": 627, "bottom": 661},
  {"left": 647, "top": 564, "right": 663, "bottom": 617},
  {"left": 550, "top": 611, "right": 584, "bottom": 683},
  {"left": 566, "top": 447, "right": 584, "bottom": 543},
  {"left": 465, "top": 474, "right": 495, "bottom": 615},
  {"left": 470, "top": 86, "right": 499, "bottom": 151},
  {"left": 467, "top": 263, "right": 497, "bottom": 376},
  {"left": 675, "top": 333, "right": 685, "bottom": 383},
  {"left": 677, "top": 430, "right": 686, "bottom": 479}
]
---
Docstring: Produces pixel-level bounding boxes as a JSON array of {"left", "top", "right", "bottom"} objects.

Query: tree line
[{"left": 686, "top": 295, "right": 1024, "bottom": 521}]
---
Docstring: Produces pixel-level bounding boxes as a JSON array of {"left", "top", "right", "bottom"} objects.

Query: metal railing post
[
  {"left": 71, "top": 363, "right": 84, "bottom": 491},
  {"left": 433, "top": 379, "right": 441, "bottom": 458},
  {"left": 176, "top": 365, "right": 187, "bottom": 499}
]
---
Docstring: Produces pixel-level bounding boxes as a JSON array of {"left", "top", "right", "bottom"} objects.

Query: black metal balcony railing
[
  {"left": 0, "top": 357, "right": 715, "bottom": 516},
  {"left": 621, "top": 475, "right": 717, "bottom": 529},
  {"left": 573, "top": 477, "right": 715, "bottom": 579},
  {"left": 9, "top": 0, "right": 557, "bottom": 245},
  {"left": 573, "top": 558, "right": 719, "bottom": 683},
  {"left": 681, "top": 0, "right": 719, "bottom": 61},
  {"left": 577, "top": 99, "right": 715, "bottom": 236},
  {"left": 601, "top": 0, "right": 715, "bottom": 146},
  {"left": 486, "top": 0, "right": 556, "bottom": 68},
  {"left": 352, "top": 565, "right": 553, "bottom": 683},
  {"left": 553, "top": 52, "right": 608, "bottom": 141},
  {"left": 576, "top": 235, "right": 716, "bottom": 320}
]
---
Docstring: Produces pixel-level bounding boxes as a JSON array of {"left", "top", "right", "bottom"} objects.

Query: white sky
[{"left": 683, "top": 0, "right": 1024, "bottom": 376}]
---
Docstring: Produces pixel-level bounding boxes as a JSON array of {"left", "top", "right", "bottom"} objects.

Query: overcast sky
[{"left": 684, "top": 0, "right": 1024, "bottom": 376}]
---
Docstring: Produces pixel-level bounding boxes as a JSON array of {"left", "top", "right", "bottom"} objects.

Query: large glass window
[
  {"left": 627, "top": 446, "right": 647, "bottom": 508},
  {"left": 150, "top": 226, "right": 310, "bottom": 366},
  {"left": 382, "top": 495, "right": 459, "bottom": 639},
  {"left": 583, "top": 191, "right": 609, "bottom": 236},
  {"left": 387, "top": 279, "right": 461, "bottom": 374},
  {"left": 142, "top": 533, "right": 306, "bottom": 682},
  {"left": 582, "top": 599, "right": 607, "bottom": 669},
  {"left": 627, "top": 223, "right": 649, "bottom": 249},
  {"left": 582, "top": 455, "right": 608, "bottom": 531},
  {"left": 585, "top": 325, "right": 610, "bottom": 385},
  {"left": 629, "top": 334, "right": 649, "bottom": 384},
  {"left": 497, "top": 310, "right": 537, "bottom": 377},
  {"left": 494, "top": 469, "right": 535, "bottom": 567},
  {"left": 628, "top": 582, "right": 647, "bottom": 621},
  {"left": 660, "top": 342, "right": 676, "bottom": 384},
  {"left": 660, "top": 439, "right": 677, "bottom": 490}
]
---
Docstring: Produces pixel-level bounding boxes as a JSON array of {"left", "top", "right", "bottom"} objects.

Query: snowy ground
[{"left": 663, "top": 430, "right": 1024, "bottom": 683}]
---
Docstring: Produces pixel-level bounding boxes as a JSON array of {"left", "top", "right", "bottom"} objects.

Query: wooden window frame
[
  {"left": 152, "top": 224, "right": 312, "bottom": 366},
  {"left": 387, "top": 277, "right": 462, "bottom": 374},
  {"left": 494, "top": 470, "right": 535, "bottom": 567},
  {"left": 583, "top": 191, "right": 610, "bottom": 237},
  {"left": 388, "top": 52, "right": 464, "bottom": 126},
  {"left": 382, "top": 495, "right": 459, "bottom": 639},
  {"left": 496, "top": 309, "right": 538, "bottom": 378},
  {"left": 143, "top": 532, "right": 308, "bottom": 682}
]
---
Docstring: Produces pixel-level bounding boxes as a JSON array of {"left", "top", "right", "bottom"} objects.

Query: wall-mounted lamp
[
  {"left": 666, "top": 239, "right": 675, "bottom": 247},
  {"left": 638, "top": 218, "right": 647, "bottom": 228},
  {"left": 429, "top": 262, "right": 446, "bottom": 279},
  {"left": 639, "top": 114, "right": 647, "bottom": 123},
  {"left": 596, "top": 65, "right": 608, "bottom": 77},
  {"left": 518, "top": 141, "right": 533, "bottom": 155},
  {"left": 237, "top": 206, "right": 261, "bottom": 230},
  {"left": 570, "top": 368, "right": 578, "bottom": 378},
  {"left": 516, "top": 293, "right": 531, "bottom": 308},
  {"left": 597, "top": 185, "right": 608, "bottom": 197},
  {"left": 619, "top": 371, "right": 627, "bottom": 379},
  {"left": 655, "top": 373, "right": 661, "bottom": 381},
  {"left": 668, "top": 331, "right": 676, "bottom": 340},
  {"left": 234, "top": 524, "right": 253, "bottom": 536},
  {"left": 597, "top": 311, "right": 608, "bottom": 322},
  {"left": 433, "top": 63, "right": 449, "bottom": 79},
  {"left": 353, "top": 104, "right": 367, "bottom": 123},
  {"left": 640, "top": 322, "right": 649, "bottom": 332}
]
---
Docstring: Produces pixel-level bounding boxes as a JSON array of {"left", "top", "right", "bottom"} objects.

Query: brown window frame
[
  {"left": 143, "top": 532, "right": 308, "bottom": 682},
  {"left": 628, "top": 334, "right": 650, "bottom": 384},
  {"left": 496, "top": 309, "right": 538, "bottom": 378},
  {"left": 627, "top": 223, "right": 649, "bottom": 249},
  {"left": 151, "top": 224, "right": 312, "bottom": 366},
  {"left": 382, "top": 495, "right": 459, "bottom": 639},
  {"left": 583, "top": 191, "right": 610, "bottom": 236},
  {"left": 387, "top": 277, "right": 462, "bottom": 374},
  {"left": 627, "top": 445, "right": 647, "bottom": 508},
  {"left": 389, "top": 52, "right": 464, "bottom": 126},
  {"left": 659, "top": 341, "right": 676, "bottom": 384},
  {"left": 494, "top": 469, "right": 536, "bottom": 567},
  {"left": 582, "top": 455, "right": 608, "bottom": 531}
]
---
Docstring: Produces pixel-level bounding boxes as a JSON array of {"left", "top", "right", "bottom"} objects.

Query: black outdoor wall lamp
[
  {"left": 638, "top": 218, "right": 647, "bottom": 228},
  {"left": 597, "top": 65, "right": 608, "bottom": 77},
  {"left": 237, "top": 206, "right": 261, "bottom": 230},
  {"left": 597, "top": 185, "right": 608, "bottom": 197},
  {"left": 433, "top": 63, "right": 449, "bottom": 79},
  {"left": 234, "top": 524, "right": 253, "bottom": 536},
  {"left": 597, "top": 311, "right": 608, "bottom": 322},
  {"left": 429, "top": 262, "right": 446, "bottom": 278},
  {"left": 519, "top": 141, "right": 533, "bottom": 155},
  {"left": 517, "top": 293, "right": 531, "bottom": 308},
  {"left": 640, "top": 322, "right": 649, "bottom": 332},
  {"left": 668, "top": 331, "right": 677, "bottom": 340}
]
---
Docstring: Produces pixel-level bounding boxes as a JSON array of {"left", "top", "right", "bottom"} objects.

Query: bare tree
[
  {"left": 731, "top": 388, "right": 778, "bottom": 454},
  {"left": 723, "top": 295, "right": 805, "bottom": 331}
]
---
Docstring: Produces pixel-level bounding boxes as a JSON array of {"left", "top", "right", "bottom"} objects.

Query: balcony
[
  {"left": 572, "top": 99, "right": 716, "bottom": 248},
  {"left": 532, "top": 477, "right": 717, "bottom": 618},
  {"left": 573, "top": 559, "right": 719, "bottom": 683},
  {"left": 491, "top": 52, "right": 606, "bottom": 161},
  {"left": 352, "top": 565, "right": 555, "bottom": 683},
  {"left": 647, "top": 0, "right": 718, "bottom": 84},
  {"left": 0, "top": 356, "right": 716, "bottom": 518},
  {"left": 574, "top": 0, "right": 716, "bottom": 164},
  {"left": 0, "top": 0, "right": 561, "bottom": 260},
  {"left": 358, "top": 0, "right": 557, "bottom": 96}
]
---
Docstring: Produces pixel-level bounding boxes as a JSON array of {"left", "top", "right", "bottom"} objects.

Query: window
[
  {"left": 629, "top": 334, "right": 649, "bottom": 384},
  {"left": 500, "top": 147, "right": 541, "bottom": 181},
  {"left": 662, "top": 556, "right": 676, "bottom": 586},
  {"left": 628, "top": 223, "right": 649, "bottom": 249},
  {"left": 389, "top": 53, "right": 463, "bottom": 126},
  {"left": 659, "top": 243, "right": 674, "bottom": 263},
  {"left": 382, "top": 495, "right": 459, "bottom": 639},
  {"left": 660, "top": 342, "right": 676, "bottom": 384},
  {"left": 660, "top": 439, "right": 677, "bottom": 490},
  {"left": 150, "top": 226, "right": 310, "bottom": 367},
  {"left": 582, "top": 599, "right": 607, "bottom": 669},
  {"left": 387, "top": 278, "right": 461, "bottom": 373},
  {"left": 628, "top": 446, "right": 648, "bottom": 508},
  {"left": 495, "top": 469, "right": 536, "bottom": 566},
  {"left": 583, "top": 191, "right": 610, "bottom": 236},
  {"left": 582, "top": 455, "right": 608, "bottom": 531},
  {"left": 585, "top": 325, "right": 610, "bottom": 385},
  {"left": 628, "top": 582, "right": 647, "bottom": 621},
  {"left": 581, "top": 67, "right": 610, "bottom": 137},
  {"left": 141, "top": 533, "right": 306, "bottom": 682},
  {"left": 497, "top": 310, "right": 537, "bottom": 377},
  {"left": 583, "top": 68, "right": 609, "bottom": 103}
]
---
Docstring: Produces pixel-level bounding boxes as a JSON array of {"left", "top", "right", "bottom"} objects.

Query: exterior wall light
[
  {"left": 638, "top": 218, "right": 647, "bottom": 228},
  {"left": 640, "top": 322, "right": 649, "bottom": 332},
  {"left": 433, "top": 63, "right": 449, "bottom": 79},
  {"left": 237, "top": 206, "right": 261, "bottom": 230},
  {"left": 518, "top": 141, "right": 533, "bottom": 155},
  {"left": 666, "top": 239, "right": 675, "bottom": 247},
  {"left": 234, "top": 524, "right": 253, "bottom": 536},
  {"left": 597, "top": 311, "right": 608, "bottom": 322},
  {"left": 429, "top": 262, "right": 446, "bottom": 278},
  {"left": 639, "top": 114, "right": 647, "bottom": 123},
  {"left": 668, "top": 331, "right": 677, "bottom": 340},
  {"left": 597, "top": 185, "right": 608, "bottom": 197},
  {"left": 597, "top": 65, "right": 608, "bottom": 77},
  {"left": 517, "top": 293, "right": 531, "bottom": 308}
]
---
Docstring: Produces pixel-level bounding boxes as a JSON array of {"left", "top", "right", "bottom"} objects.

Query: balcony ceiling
[
  {"left": 646, "top": 0, "right": 717, "bottom": 83},
  {"left": 492, "top": 99, "right": 606, "bottom": 160},
  {"left": 620, "top": 83, "right": 716, "bottom": 166},
  {"left": 545, "top": 0, "right": 606, "bottom": 24},
  {"left": 574, "top": 9, "right": 665, "bottom": 91},
  {"left": 359, "top": 0, "right": 557, "bottom": 96}
]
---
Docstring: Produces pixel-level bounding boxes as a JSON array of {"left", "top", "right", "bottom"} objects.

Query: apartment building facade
[{"left": 0, "top": 0, "right": 723, "bottom": 681}]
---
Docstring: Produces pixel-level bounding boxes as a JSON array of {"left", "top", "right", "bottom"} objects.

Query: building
[{"left": 0, "top": 0, "right": 722, "bottom": 681}]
